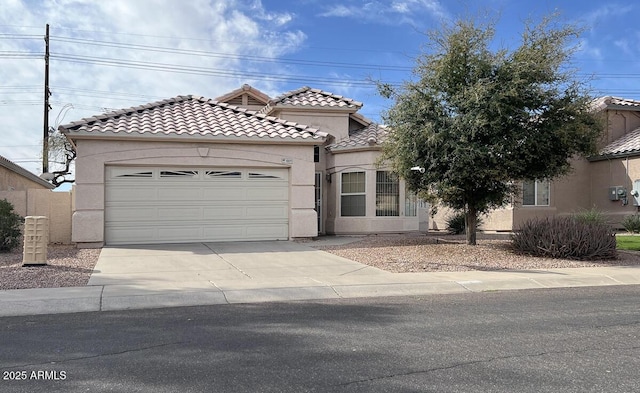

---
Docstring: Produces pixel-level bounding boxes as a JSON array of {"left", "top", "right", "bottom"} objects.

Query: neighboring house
[
  {"left": 60, "top": 85, "right": 424, "bottom": 247},
  {"left": 431, "top": 96, "right": 640, "bottom": 232},
  {"left": 0, "top": 155, "right": 55, "bottom": 191},
  {"left": 0, "top": 156, "right": 74, "bottom": 244}
]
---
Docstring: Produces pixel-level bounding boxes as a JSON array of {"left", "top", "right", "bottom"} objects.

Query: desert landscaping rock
[
  {"left": 0, "top": 245, "right": 100, "bottom": 290},
  {"left": 312, "top": 233, "right": 640, "bottom": 273},
  {"left": 1, "top": 233, "right": 639, "bottom": 290}
]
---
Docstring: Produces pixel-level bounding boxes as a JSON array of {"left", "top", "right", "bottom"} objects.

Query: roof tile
[
  {"left": 599, "top": 127, "right": 640, "bottom": 156},
  {"left": 326, "top": 123, "right": 388, "bottom": 151},
  {"left": 262, "top": 86, "right": 363, "bottom": 113},
  {"left": 59, "top": 95, "right": 327, "bottom": 142},
  {"left": 592, "top": 96, "right": 640, "bottom": 111}
]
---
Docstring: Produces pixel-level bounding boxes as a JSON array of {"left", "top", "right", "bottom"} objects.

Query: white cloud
[
  {"left": 0, "top": 0, "right": 306, "bottom": 180},
  {"left": 613, "top": 39, "right": 631, "bottom": 55},
  {"left": 319, "top": 0, "right": 448, "bottom": 25},
  {"left": 582, "top": 3, "right": 634, "bottom": 28}
]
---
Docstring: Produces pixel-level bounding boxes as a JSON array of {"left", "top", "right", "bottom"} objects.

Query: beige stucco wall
[
  {"left": 277, "top": 110, "right": 351, "bottom": 141},
  {"left": 603, "top": 111, "right": 640, "bottom": 148},
  {"left": 71, "top": 139, "right": 318, "bottom": 246},
  {"left": 430, "top": 157, "right": 593, "bottom": 232},
  {"left": 0, "top": 189, "right": 73, "bottom": 244},
  {"left": 587, "top": 156, "right": 640, "bottom": 227},
  {"left": 324, "top": 149, "right": 422, "bottom": 234},
  {"left": 0, "top": 166, "right": 51, "bottom": 191}
]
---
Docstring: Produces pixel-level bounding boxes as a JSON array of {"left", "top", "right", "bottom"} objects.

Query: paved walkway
[{"left": 1, "top": 240, "right": 639, "bottom": 317}]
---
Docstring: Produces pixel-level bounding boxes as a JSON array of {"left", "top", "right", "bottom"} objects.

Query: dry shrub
[{"left": 511, "top": 217, "right": 616, "bottom": 260}]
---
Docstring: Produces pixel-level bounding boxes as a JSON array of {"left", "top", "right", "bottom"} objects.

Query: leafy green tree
[{"left": 378, "top": 14, "right": 602, "bottom": 245}]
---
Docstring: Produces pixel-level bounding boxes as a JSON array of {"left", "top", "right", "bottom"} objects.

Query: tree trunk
[{"left": 465, "top": 205, "right": 477, "bottom": 245}]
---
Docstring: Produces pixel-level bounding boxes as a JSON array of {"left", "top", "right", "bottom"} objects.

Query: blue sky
[{"left": 1, "top": 0, "right": 638, "bottom": 187}]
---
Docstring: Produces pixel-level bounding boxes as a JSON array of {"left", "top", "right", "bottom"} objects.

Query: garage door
[{"left": 105, "top": 167, "right": 289, "bottom": 245}]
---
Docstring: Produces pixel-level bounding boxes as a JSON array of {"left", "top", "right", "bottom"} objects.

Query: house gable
[
  {"left": 0, "top": 155, "right": 54, "bottom": 190},
  {"left": 215, "top": 84, "right": 271, "bottom": 111}
]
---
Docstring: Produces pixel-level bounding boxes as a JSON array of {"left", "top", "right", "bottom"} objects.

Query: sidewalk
[{"left": 1, "top": 264, "right": 639, "bottom": 317}]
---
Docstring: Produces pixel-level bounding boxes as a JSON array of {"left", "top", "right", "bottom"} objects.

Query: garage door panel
[
  {"left": 157, "top": 187, "right": 201, "bottom": 200},
  {"left": 245, "top": 224, "right": 288, "bottom": 238},
  {"left": 202, "top": 206, "right": 245, "bottom": 219},
  {"left": 246, "top": 205, "right": 288, "bottom": 218},
  {"left": 106, "top": 206, "right": 158, "bottom": 221},
  {"left": 202, "top": 187, "right": 246, "bottom": 200},
  {"left": 246, "top": 187, "right": 288, "bottom": 200},
  {"left": 107, "top": 187, "right": 157, "bottom": 202},
  {"left": 105, "top": 167, "right": 290, "bottom": 244},
  {"left": 157, "top": 207, "right": 202, "bottom": 220},
  {"left": 105, "top": 227, "right": 157, "bottom": 244},
  {"left": 157, "top": 226, "right": 202, "bottom": 240}
]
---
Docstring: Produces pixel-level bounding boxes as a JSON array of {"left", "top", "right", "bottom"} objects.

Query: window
[
  {"left": 376, "top": 171, "right": 399, "bottom": 216},
  {"left": 248, "top": 172, "right": 281, "bottom": 179},
  {"left": 314, "top": 145, "right": 320, "bottom": 163},
  {"left": 523, "top": 180, "right": 550, "bottom": 206},
  {"left": 206, "top": 170, "right": 241, "bottom": 179},
  {"left": 160, "top": 170, "right": 198, "bottom": 178},
  {"left": 405, "top": 186, "right": 417, "bottom": 217},
  {"left": 341, "top": 172, "right": 366, "bottom": 216},
  {"left": 115, "top": 171, "right": 152, "bottom": 178}
]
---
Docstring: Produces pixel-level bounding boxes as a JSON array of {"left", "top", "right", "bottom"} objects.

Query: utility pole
[{"left": 42, "top": 23, "right": 50, "bottom": 175}]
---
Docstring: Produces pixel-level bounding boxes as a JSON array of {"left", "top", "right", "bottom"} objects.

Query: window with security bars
[
  {"left": 341, "top": 172, "right": 366, "bottom": 216},
  {"left": 376, "top": 171, "right": 399, "bottom": 216},
  {"left": 405, "top": 186, "right": 417, "bottom": 216}
]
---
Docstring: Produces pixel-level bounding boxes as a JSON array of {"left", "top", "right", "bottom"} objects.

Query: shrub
[
  {"left": 0, "top": 199, "right": 22, "bottom": 252},
  {"left": 573, "top": 207, "right": 607, "bottom": 225},
  {"left": 511, "top": 217, "right": 616, "bottom": 260},
  {"left": 445, "top": 211, "right": 482, "bottom": 235},
  {"left": 621, "top": 214, "right": 640, "bottom": 234}
]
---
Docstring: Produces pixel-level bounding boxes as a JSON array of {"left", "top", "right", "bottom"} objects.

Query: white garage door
[{"left": 105, "top": 167, "right": 289, "bottom": 245}]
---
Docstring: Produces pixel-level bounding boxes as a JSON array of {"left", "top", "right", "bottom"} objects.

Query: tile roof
[
  {"left": 597, "top": 127, "right": 640, "bottom": 157},
  {"left": 326, "top": 123, "right": 388, "bottom": 152},
  {"left": 59, "top": 95, "right": 327, "bottom": 143},
  {"left": 592, "top": 96, "right": 640, "bottom": 112},
  {"left": 261, "top": 86, "right": 363, "bottom": 114},
  {"left": 0, "top": 155, "right": 55, "bottom": 189}
]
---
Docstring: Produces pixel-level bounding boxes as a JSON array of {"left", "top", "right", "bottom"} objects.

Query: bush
[
  {"left": 621, "top": 214, "right": 640, "bottom": 234},
  {"left": 511, "top": 217, "right": 616, "bottom": 260},
  {"left": 445, "top": 211, "right": 482, "bottom": 235},
  {"left": 573, "top": 207, "right": 607, "bottom": 225},
  {"left": 0, "top": 199, "right": 22, "bottom": 252}
]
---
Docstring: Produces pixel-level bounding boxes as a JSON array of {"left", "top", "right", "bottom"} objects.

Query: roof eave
[
  {"left": 62, "top": 131, "right": 326, "bottom": 145},
  {"left": 0, "top": 157, "right": 55, "bottom": 189},
  {"left": 271, "top": 105, "right": 360, "bottom": 114},
  {"left": 588, "top": 151, "right": 640, "bottom": 161},
  {"left": 606, "top": 105, "right": 640, "bottom": 112},
  {"left": 327, "top": 145, "right": 382, "bottom": 154}
]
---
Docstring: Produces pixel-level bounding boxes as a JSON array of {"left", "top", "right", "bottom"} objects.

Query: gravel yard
[
  {"left": 310, "top": 233, "right": 640, "bottom": 273},
  {"left": 1, "top": 233, "right": 639, "bottom": 290},
  {"left": 0, "top": 245, "right": 101, "bottom": 290}
]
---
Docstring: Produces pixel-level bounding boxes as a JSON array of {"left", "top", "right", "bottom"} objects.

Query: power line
[
  {"left": 49, "top": 53, "right": 393, "bottom": 87},
  {"left": 51, "top": 35, "right": 413, "bottom": 72}
]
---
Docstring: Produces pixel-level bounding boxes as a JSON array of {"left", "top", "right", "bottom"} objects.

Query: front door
[{"left": 315, "top": 172, "right": 322, "bottom": 234}]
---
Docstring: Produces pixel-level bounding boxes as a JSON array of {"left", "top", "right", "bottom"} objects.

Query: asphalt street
[{"left": 1, "top": 286, "right": 639, "bottom": 392}]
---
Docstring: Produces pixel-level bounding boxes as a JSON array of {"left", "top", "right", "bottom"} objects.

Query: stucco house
[
  {"left": 60, "top": 85, "right": 424, "bottom": 247},
  {"left": 0, "top": 155, "right": 54, "bottom": 192},
  {"left": 431, "top": 96, "right": 640, "bottom": 232}
]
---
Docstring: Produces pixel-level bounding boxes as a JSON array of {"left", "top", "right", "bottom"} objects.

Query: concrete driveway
[{"left": 87, "top": 241, "right": 396, "bottom": 308}]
